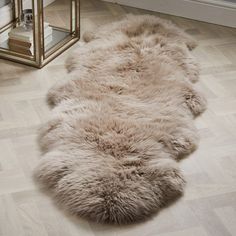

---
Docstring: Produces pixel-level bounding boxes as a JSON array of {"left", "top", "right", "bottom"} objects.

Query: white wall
[{"left": 104, "top": 0, "right": 236, "bottom": 28}]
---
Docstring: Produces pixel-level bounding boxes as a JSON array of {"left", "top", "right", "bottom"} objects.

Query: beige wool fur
[{"left": 34, "top": 14, "right": 206, "bottom": 224}]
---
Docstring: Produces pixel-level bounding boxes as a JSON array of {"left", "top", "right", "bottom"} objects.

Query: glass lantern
[{"left": 0, "top": 0, "right": 80, "bottom": 68}]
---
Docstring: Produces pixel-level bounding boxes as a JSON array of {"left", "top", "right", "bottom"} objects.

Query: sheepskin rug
[{"left": 34, "top": 14, "right": 206, "bottom": 224}]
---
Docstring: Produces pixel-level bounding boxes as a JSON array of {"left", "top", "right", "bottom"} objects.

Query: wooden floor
[{"left": 0, "top": 0, "right": 236, "bottom": 235}]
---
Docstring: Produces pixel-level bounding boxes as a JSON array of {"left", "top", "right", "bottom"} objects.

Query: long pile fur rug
[{"left": 34, "top": 14, "right": 206, "bottom": 224}]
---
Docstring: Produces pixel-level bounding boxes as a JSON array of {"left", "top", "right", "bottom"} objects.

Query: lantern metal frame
[{"left": 0, "top": 0, "right": 80, "bottom": 68}]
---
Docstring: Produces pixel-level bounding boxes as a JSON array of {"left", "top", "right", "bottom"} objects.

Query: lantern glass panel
[
  {"left": 0, "top": 0, "right": 14, "bottom": 48},
  {"left": 0, "top": 0, "right": 36, "bottom": 57},
  {"left": 19, "top": 0, "right": 35, "bottom": 57},
  {"left": 42, "top": 0, "right": 72, "bottom": 58}
]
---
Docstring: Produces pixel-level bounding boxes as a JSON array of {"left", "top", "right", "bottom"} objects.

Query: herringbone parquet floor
[{"left": 0, "top": 0, "right": 236, "bottom": 235}]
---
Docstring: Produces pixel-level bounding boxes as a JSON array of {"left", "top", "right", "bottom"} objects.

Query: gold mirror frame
[{"left": 0, "top": 0, "right": 80, "bottom": 68}]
